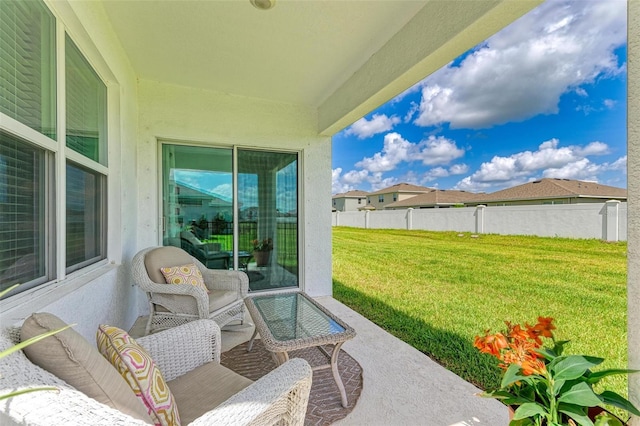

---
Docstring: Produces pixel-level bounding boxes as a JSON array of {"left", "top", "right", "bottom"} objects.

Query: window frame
[{"left": 0, "top": 0, "right": 112, "bottom": 297}]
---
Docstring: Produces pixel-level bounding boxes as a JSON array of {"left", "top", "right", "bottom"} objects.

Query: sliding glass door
[
  {"left": 161, "top": 143, "right": 299, "bottom": 291},
  {"left": 237, "top": 149, "right": 298, "bottom": 290}
]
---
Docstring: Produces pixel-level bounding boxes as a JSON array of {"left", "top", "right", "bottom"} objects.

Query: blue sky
[{"left": 332, "top": 0, "right": 627, "bottom": 195}]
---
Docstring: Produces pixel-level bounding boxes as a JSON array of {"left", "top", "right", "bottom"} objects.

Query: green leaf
[
  {"left": 587, "top": 369, "right": 640, "bottom": 384},
  {"left": 550, "top": 356, "right": 602, "bottom": 381},
  {"left": 0, "top": 387, "right": 58, "bottom": 401},
  {"left": 512, "top": 402, "right": 547, "bottom": 420},
  {"left": 502, "top": 363, "right": 529, "bottom": 388},
  {"left": 557, "top": 382, "right": 602, "bottom": 407},
  {"left": 0, "top": 283, "right": 20, "bottom": 298},
  {"left": 0, "top": 325, "right": 74, "bottom": 360},
  {"left": 552, "top": 340, "right": 570, "bottom": 356},
  {"left": 480, "top": 390, "right": 533, "bottom": 405},
  {"left": 599, "top": 390, "right": 640, "bottom": 416},
  {"left": 509, "top": 418, "right": 535, "bottom": 426},
  {"left": 558, "top": 402, "right": 594, "bottom": 426},
  {"left": 593, "top": 411, "right": 625, "bottom": 426},
  {"left": 537, "top": 347, "right": 558, "bottom": 362}
]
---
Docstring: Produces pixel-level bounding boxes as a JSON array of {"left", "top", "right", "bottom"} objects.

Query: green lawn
[{"left": 332, "top": 227, "right": 628, "bottom": 402}]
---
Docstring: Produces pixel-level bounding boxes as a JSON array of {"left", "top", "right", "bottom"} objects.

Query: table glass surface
[{"left": 252, "top": 293, "right": 345, "bottom": 342}]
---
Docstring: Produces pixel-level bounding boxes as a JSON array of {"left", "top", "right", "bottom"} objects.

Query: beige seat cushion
[
  {"left": 156, "top": 290, "right": 238, "bottom": 314},
  {"left": 21, "top": 313, "right": 152, "bottom": 423},
  {"left": 209, "top": 290, "right": 240, "bottom": 312},
  {"left": 168, "top": 362, "right": 253, "bottom": 424},
  {"left": 145, "top": 246, "right": 194, "bottom": 283}
]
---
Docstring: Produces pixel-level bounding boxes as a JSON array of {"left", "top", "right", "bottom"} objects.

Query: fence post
[
  {"left": 335, "top": 211, "right": 339, "bottom": 227},
  {"left": 365, "top": 210, "right": 370, "bottom": 229},
  {"left": 605, "top": 200, "right": 621, "bottom": 242},
  {"left": 475, "top": 205, "right": 486, "bottom": 234},
  {"left": 407, "top": 208, "right": 413, "bottom": 230}
]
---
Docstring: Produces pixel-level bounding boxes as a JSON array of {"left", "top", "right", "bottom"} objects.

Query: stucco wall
[
  {"left": 333, "top": 202, "right": 627, "bottom": 241},
  {"left": 136, "top": 79, "right": 333, "bottom": 299},
  {"left": 627, "top": 0, "right": 639, "bottom": 421}
]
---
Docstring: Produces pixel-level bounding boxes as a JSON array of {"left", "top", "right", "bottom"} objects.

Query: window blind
[
  {"left": 0, "top": 0, "right": 56, "bottom": 138},
  {"left": 0, "top": 132, "right": 46, "bottom": 291},
  {"left": 66, "top": 162, "right": 103, "bottom": 271},
  {"left": 65, "top": 36, "right": 107, "bottom": 165}
]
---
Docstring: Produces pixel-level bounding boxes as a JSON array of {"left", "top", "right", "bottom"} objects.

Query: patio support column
[{"left": 628, "top": 1, "right": 640, "bottom": 424}]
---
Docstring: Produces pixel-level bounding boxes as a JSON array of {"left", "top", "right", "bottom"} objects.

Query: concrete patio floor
[{"left": 217, "top": 296, "right": 509, "bottom": 426}]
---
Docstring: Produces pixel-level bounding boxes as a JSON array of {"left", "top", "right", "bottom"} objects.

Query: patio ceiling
[{"left": 101, "top": 0, "right": 542, "bottom": 134}]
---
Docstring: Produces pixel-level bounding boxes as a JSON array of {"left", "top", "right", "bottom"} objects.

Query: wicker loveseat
[{"left": 0, "top": 318, "right": 312, "bottom": 425}]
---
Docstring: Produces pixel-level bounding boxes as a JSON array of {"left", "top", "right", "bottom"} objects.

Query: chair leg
[{"left": 145, "top": 301, "right": 155, "bottom": 335}]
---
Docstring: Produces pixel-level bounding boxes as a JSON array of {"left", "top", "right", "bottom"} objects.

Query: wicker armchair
[
  {"left": 0, "top": 319, "right": 313, "bottom": 425},
  {"left": 133, "top": 246, "right": 248, "bottom": 334}
]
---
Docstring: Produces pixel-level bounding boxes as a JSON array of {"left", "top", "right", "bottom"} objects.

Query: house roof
[
  {"left": 478, "top": 178, "right": 627, "bottom": 202},
  {"left": 385, "top": 189, "right": 484, "bottom": 208},
  {"left": 100, "top": 1, "right": 541, "bottom": 135},
  {"left": 369, "top": 183, "right": 432, "bottom": 196},
  {"left": 332, "top": 190, "right": 369, "bottom": 199}
]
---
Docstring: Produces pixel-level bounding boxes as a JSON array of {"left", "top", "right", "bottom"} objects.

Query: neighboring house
[
  {"left": 476, "top": 178, "right": 627, "bottom": 206},
  {"left": 365, "top": 183, "right": 432, "bottom": 210},
  {"left": 384, "top": 189, "right": 486, "bottom": 209},
  {"left": 383, "top": 178, "right": 627, "bottom": 209},
  {"left": 332, "top": 190, "right": 369, "bottom": 212}
]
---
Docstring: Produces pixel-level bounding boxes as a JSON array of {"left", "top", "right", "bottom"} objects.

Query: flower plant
[
  {"left": 251, "top": 238, "right": 273, "bottom": 252},
  {"left": 474, "top": 317, "right": 639, "bottom": 426}
]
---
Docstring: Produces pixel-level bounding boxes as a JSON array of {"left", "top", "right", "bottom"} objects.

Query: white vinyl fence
[{"left": 332, "top": 201, "right": 627, "bottom": 241}]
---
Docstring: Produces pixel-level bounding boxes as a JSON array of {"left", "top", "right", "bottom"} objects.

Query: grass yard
[{"left": 332, "top": 227, "right": 628, "bottom": 403}]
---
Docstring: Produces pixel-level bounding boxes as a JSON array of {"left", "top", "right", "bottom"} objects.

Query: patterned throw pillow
[
  {"left": 160, "top": 263, "right": 209, "bottom": 293},
  {"left": 97, "top": 325, "right": 181, "bottom": 426}
]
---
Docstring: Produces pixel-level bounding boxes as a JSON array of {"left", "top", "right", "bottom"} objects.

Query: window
[
  {"left": 378, "top": 195, "right": 384, "bottom": 203},
  {"left": 358, "top": 198, "right": 362, "bottom": 204},
  {"left": 393, "top": 194, "right": 397, "bottom": 202},
  {"left": 0, "top": 0, "right": 108, "bottom": 295}
]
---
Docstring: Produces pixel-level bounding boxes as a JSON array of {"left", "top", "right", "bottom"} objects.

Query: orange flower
[
  {"left": 507, "top": 323, "right": 530, "bottom": 344},
  {"left": 526, "top": 317, "right": 556, "bottom": 344},
  {"left": 474, "top": 332, "right": 508, "bottom": 358},
  {"left": 520, "top": 357, "right": 547, "bottom": 376}
]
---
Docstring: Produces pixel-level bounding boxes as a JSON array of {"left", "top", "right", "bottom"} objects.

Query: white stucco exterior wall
[
  {"left": 136, "top": 80, "right": 333, "bottom": 300},
  {"left": 627, "top": 1, "right": 639, "bottom": 422}
]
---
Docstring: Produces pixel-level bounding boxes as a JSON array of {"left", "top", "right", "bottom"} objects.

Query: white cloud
[
  {"left": 346, "top": 114, "right": 400, "bottom": 139},
  {"left": 609, "top": 155, "right": 627, "bottom": 171},
  {"left": 422, "top": 167, "right": 449, "bottom": 182},
  {"left": 355, "top": 132, "right": 465, "bottom": 173},
  {"left": 211, "top": 183, "right": 232, "bottom": 200},
  {"left": 575, "top": 141, "right": 609, "bottom": 156},
  {"left": 368, "top": 173, "right": 399, "bottom": 192},
  {"left": 412, "top": 0, "right": 626, "bottom": 129},
  {"left": 542, "top": 158, "right": 600, "bottom": 180},
  {"left": 604, "top": 99, "right": 617, "bottom": 109},
  {"left": 454, "top": 138, "right": 615, "bottom": 189},
  {"left": 449, "top": 164, "right": 469, "bottom": 175},
  {"left": 332, "top": 168, "right": 372, "bottom": 194}
]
